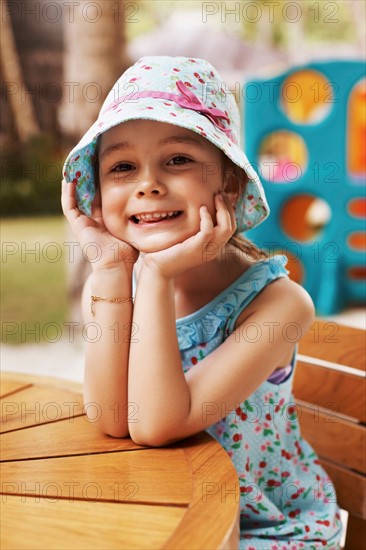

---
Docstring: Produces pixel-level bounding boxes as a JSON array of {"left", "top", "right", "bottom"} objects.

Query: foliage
[
  {"left": 127, "top": 0, "right": 215, "bottom": 41},
  {"left": 240, "top": 0, "right": 356, "bottom": 45},
  {"left": 0, "top": 135, "right": 64, "bottom": 218},
  {"left": 129, "top": 1, "right": 357, "bottom": 47},
  {"left": 304, "top": 1, "right": 355, "bottom": 43}
]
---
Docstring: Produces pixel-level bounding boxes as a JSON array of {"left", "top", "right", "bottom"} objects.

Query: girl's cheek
[{"left": 101, "top": 185, "right": 127, "bottom": 203}]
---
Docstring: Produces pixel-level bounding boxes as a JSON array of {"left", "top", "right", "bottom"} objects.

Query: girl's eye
[
  {"left": 168, "top": 156, "right": 192, "bottom": 166},
  {"left": 111, "top": 163, "right": 134, "bottom": 172}
]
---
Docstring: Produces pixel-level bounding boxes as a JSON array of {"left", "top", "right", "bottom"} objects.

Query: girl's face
[{"left": 97, "top": 119, "right": 226, "bottom": 253}]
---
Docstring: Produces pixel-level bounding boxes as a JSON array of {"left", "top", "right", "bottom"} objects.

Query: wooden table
[{"left": 0, "top": 373, "right": 239, "bottom": 550}]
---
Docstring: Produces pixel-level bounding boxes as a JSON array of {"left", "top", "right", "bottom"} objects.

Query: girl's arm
[
  {"left": 81, "top": 268, "right": 134, "bottom": 437},
  {"left": 128, "top": 197, "right": 315, "bottom": 447},
  {"left": 62, "top": 180, "right": 138, "bottom": 437}
]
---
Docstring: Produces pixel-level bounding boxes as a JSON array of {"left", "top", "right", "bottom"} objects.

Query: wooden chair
[{"left": 294, "top": 319, "right": 366, "bottom": 550}]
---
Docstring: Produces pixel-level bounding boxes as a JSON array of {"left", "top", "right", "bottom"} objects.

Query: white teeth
[
  {"left": 153, "top": 212, "right": 167, "bottom": 219},
  {"left": 134, "top": 211, "right": 179, "bottom": 222}
]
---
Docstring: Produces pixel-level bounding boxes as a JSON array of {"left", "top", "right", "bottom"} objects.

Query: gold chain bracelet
[{"left": 91, "top": 295, "right": 134, "bottom": 316}]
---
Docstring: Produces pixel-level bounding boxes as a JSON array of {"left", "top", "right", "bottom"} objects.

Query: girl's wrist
[
  {"left": 140, "top": 254, "right": 171, "bottom": 281},
  {"left": 88, "top": 242, "right": 139, "bottom": 274},
  {"left": 92, "top": 262, "right": 134, "bottom": 276},
  {"left": 91, "top": 267, "right": 134, "bottom": 294}
]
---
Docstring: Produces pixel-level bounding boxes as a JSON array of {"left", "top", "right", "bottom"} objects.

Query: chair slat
[
  {"left": 298, "top": 320, "right": 365, "bottom": 372},
  {"left": 294, "top": 361, "right": 366, "bottom": 422},
  {"left": 296, "top": 318, "right": 366, "bottom": 549},
  {"left": 344, "top": 515, "right": 366, "bottom": 550},
  {"left": 319, "top": 459, "right": 366, "bottom": 520},
  {"left": 297, "top": 404, "right": 366, "bottom": 473}
]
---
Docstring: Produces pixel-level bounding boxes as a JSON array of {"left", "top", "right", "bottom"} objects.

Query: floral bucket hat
[{"left": 63, "top": 56, "right": 270, "bottom": 233}]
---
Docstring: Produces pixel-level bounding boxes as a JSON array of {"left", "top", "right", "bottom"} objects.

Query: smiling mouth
[{"left": 130, "top": 211, "right": 183, "bottom": 224}]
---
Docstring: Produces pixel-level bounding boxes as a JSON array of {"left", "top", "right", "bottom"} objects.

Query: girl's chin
[
  {"left": 135, "top": 239, "right": 182, "bottom": 254},
  {"left": 129, "top": 230, "right": 198, "bottom": 254},
  {"left": 107, "top": 231, "right": 183, "bottom": 253}
]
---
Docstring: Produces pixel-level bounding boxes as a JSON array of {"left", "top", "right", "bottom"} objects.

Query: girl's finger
[
  {"left": 61, "top": 178, "right": 75, "bottom": 205},
  {"left": 214, "top": 193, "right": 235, "bottom": 238},
  {"left": 179, "top": 205, "right": 213, "bottom": 252},
  {"left": 199, "top": 205, "right": 214, "bottom": 236},
  {"left": 224, "top": 192, "right": 237, "bottom": 234},
  {"left": 61, "top": 181, "right": 74, "bottom": 214},
  {"left": 91, "top": 188, "right": 103, "bottom": 220},
  {"left": 61, "top": 179, "right": 83, "bottom": 224}
]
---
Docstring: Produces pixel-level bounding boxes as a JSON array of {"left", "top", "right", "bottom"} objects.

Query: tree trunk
[
  {"left": 59, "top": 0, "right": 131, "bottom": 139},
  {"left": 60, "top": 0, "right": 131, "bottom": 323},
  {"left": 0, "top": 0, "right": 40, "bottom": 142}
]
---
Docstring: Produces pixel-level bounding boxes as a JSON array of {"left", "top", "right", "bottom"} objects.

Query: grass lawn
[{"left": 1, "top": 216, "right": 70, "bottom": 345}]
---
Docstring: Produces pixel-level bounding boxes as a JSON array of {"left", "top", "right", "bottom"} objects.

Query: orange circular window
[
  {"left": 281, "top": 70, "right": 334, "bottom": 125},
  {"left": 281, "top": 194, "right": 332, "bottom": 242}
]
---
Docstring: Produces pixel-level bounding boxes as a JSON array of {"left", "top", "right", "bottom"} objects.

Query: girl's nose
[{"left": 135, "top": 173, "right": 167, "bottom": 197}]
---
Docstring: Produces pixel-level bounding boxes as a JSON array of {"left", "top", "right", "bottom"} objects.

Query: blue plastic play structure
[{"left": 244, "top": 60, "right": 365, "bottom": 315}]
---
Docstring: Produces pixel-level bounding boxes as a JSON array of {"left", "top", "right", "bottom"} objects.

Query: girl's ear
[{"left": 223, "top": 173, "right": 239, "bottom": 207}]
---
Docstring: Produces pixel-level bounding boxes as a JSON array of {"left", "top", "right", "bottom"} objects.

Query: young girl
[{"left": 62, "top": 56, "right": 342, "bottom": 549}]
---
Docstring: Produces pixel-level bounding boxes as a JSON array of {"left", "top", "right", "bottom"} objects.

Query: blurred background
[{"left": 1, "top": 0, "right": 365, "bottom": 381}]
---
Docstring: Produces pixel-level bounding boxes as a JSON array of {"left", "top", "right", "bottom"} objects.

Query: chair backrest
[{"left": 293, "top": 319, "right": 366, "bottom": 549}]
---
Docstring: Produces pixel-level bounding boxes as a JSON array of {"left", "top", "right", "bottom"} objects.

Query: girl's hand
[
  {"left": 61, "top": 179, "right": 139, "bottom": 272},
  {"left": 142, "top": 193, "right": 236, "bottom": 279}
]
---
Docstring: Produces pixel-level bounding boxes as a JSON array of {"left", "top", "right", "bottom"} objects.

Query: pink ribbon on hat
[{"left": 102, "top": 80, "right": 233, "bottom": 139}]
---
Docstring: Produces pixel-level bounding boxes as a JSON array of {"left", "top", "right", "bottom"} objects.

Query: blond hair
[{"left": 222, "top": 154, "right": 269, "bottom": 262}]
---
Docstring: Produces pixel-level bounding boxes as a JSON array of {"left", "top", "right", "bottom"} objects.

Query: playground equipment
[{"left": 244, "top": 61, "right": 365, "bottom": 315}]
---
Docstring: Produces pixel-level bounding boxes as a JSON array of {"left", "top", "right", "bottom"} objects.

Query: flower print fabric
[
  {"left": 176, "top": 255, "right": 343, "bottom": 550},
  {"left": 63, "top": 56, "right": 270, "bottom": 234}
]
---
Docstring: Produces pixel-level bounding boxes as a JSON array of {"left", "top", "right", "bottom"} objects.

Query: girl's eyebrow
[
  {"left": 99, "top": 141, "right": 130, "bottom": 161},
  {"left": 100, "top": 135, "right": 202, "bottom": 161},
  {"left": 159, "top": 135, "right": 202, "bottom": 147}
]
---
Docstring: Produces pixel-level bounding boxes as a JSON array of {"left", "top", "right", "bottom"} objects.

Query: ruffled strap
[
  {"left": 224, "top": 254, "right": 290, "bottom": 335},
  {"left": 177, "top": 255, "right": 290, "bottom": 350},
  {"left": 177, "top": 305, "right": 229, "bottom": 349}
]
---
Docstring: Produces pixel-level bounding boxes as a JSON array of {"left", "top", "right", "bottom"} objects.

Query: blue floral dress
[{"left": 176, "top": 255, "right": 343, "bottom": 550}]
